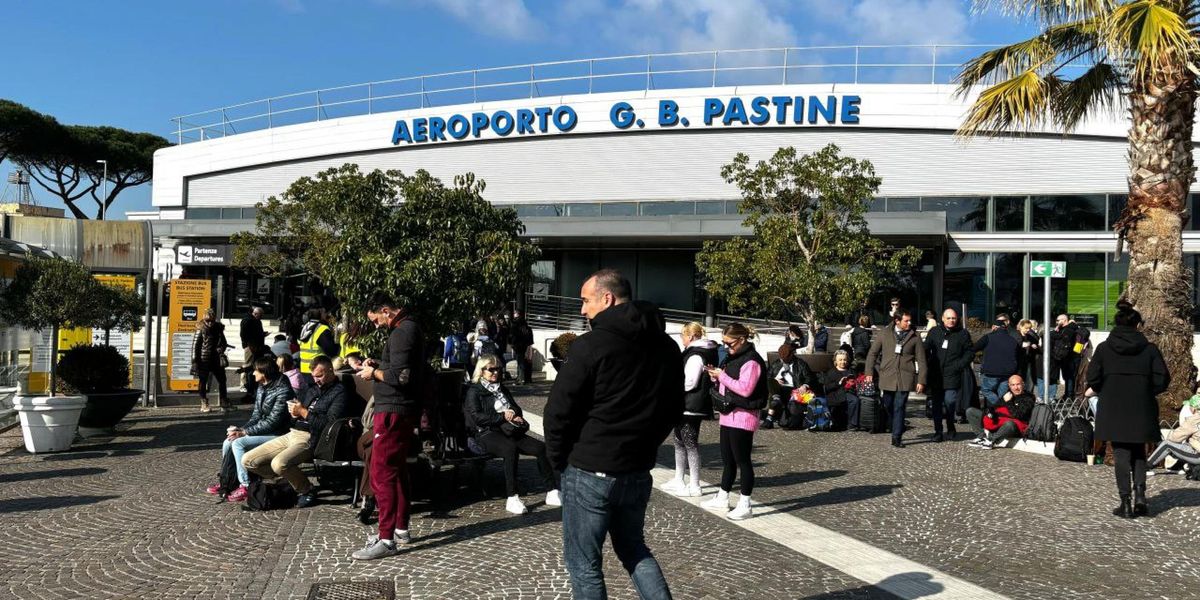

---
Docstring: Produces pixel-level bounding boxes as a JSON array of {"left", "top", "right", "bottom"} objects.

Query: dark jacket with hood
[
  {"left": 973, "top": 327, "right": 1020, "bottom": 378},
  {"left": 1089, "top": 326, "right": 1170, "bottom": 444},
  {"left": 192, "top": 320, "right": 228, "bottom": 368},
  {"left": 243, "top": 376, "right": 294, "bottom": 436},
  {"left": 924, "top": 323, "right": 974, "bottom": 390},
  {"left": 544, "top": 301, "right": 684, "bottom": 473}
]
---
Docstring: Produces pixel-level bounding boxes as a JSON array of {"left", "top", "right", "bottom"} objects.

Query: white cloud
[
  {"left": 847, "top": 0, "right": 970, "bottom": 45},
  {"left": 436, "top": 0, "right": 540, "bottom": 41},
  {"left": 564, "top": 0, "right": 798, "bottom": 53}
]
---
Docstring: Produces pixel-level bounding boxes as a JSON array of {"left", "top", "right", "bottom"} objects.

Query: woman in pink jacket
[{"left": 700, "top": 323, "right": 767, "bottom": 520}]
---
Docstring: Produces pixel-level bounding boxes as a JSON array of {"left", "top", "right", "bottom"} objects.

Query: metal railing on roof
[{"left": 171, "top": 44, "right": 1094, "bottom": 145}]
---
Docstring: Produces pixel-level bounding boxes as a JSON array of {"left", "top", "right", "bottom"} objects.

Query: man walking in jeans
[
  {"left": 545, "top": 269, "right": 683, "bottom": 600},
  {"left": 352, "top": 294, "right": 423, "bottom": 561}
]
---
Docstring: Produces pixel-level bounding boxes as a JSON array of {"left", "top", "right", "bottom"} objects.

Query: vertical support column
[
  {"left": 933, "top": 243, "right": 945, "bottom": 315},
  {"left": 705, "top": 292, "right": 716, "bottom": 329},
  {"left": 141, "top": 222, "right": 154, "bottom": 407}
]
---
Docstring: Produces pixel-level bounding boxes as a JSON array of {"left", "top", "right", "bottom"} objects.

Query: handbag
[
  {"left": 219, "top": 354, "right": 229, "bottom": 369},
  {"left": 500, "top": 419, "right": 529, "bottom": 437},
  {"left": 710, "top": 387, "right": 735, "bottom": 415}
]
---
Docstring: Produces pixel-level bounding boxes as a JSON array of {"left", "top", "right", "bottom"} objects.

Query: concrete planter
[
  {"left": 77, "top": 390, "right": 144, "bottom": 437},
  {"left": 13, "top": 395, "right": 87, "bottom": 453}
]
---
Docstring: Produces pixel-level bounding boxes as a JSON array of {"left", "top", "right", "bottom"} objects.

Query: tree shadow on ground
[
  {"left": 801, "top": 572, "right": 938, "bottom": 599},
  {"left": 0, "top": 467, "right": 106, "bottom": 483},
  {"left": 753, "top": 469, "right": 848, "bottom": 489},
  {"left": 0, "top": 495, "right": 119, "bottom": 513},
  {"left": 1150, "top": 487, "right": 1200, "bottom": 515},
  {"left": 760, "top": 484, "right": 902, "bottom": 513}
]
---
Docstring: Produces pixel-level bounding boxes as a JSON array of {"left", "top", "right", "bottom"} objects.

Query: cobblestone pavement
[
  {"left": 0, "top": 401, "right": 894, "bottom": 600},
  {"left": 2, "top": 381, "right": 1194, "bottom": 599}
]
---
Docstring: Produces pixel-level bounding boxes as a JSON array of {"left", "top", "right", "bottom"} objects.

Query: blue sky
[{"left": 2, "top": 0, "right": 1036, "bottom": 217}]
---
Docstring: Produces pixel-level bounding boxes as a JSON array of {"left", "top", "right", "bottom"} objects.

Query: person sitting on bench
[
  {"left": 966, "top": 374, "right": 1035, "bottom": 449},
  {"left": 1150, "top": 391, "right": 1200, "bottom": 477},
  {"left": 463, "top": 353, "right": 560, "bottom": 515}
]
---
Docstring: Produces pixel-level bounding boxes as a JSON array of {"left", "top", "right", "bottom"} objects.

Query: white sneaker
[
  {"left": 728, "top": 497, "right": 753, "bottom": 521},
  {"left": 970, "top": 439, "right": 993, "bottom": 449},
  {"left": 505, "top": 495, "right": 528, "bottom": 514},
  {"left": 674, "top": 484, "right": 702, "bottom": 498},
  {"left": 967, "top": 437, "right": 985, "bottom": 447},
  {"left": 700, "top": 491, "right": 729, "bottom": 510},
  {"left": 660, "top": 477, "right": 685, "bottom": 493},
  {"left": 545, "top": 489, "right": 562, "bottom": 507},
  {"left": 393, "top": 529, "right": 411, "bottom": 544},
  {"left": 351, "top": 536, "right": 397, "bottom": 560}
]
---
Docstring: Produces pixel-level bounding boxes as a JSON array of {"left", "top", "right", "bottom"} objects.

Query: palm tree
[{"left": 957, "top": 0, "right": 1198, "bottom": 420}]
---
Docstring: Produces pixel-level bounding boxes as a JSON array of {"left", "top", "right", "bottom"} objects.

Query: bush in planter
[
  {"left": 56, "top": 345, "right": 131, "bottom": 395},
  {"left": 549, "top": 332, "right": 578, "bottom": 372}
]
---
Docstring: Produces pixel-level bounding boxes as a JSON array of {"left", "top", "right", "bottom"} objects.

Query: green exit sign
[{"left": 1030, "top": 260, "right": 1066, "bottom": 278}]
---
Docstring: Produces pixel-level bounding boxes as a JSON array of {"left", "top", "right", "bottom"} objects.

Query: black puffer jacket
[
  {"left": 1089, "top": 326, "right": 1170, "bottom": 443},
  {"left": 243, "top": 376, "right": 293, "bottom": 436},
  {"left": 193, "top": 320, "right": 228, "bottom": 367},
  {"left": 464, "top": 381, "right": 523, "bottom": 433},
  {"left": 544, "top": 301, "right": 683, "bottom": 473}
]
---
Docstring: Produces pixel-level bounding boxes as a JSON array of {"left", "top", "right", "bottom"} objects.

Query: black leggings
[
  {"left": 477, "top": 431, "right": 558, "bottom": 497},
  {"left": 197, "top": 361, "right": 228, "bottom": 401},
  {"left": 719, "top": 425, "right": 755, "bottom": 496},
  {"left": 1112, "top": 442, "right": 1148, "bottom": 498}
]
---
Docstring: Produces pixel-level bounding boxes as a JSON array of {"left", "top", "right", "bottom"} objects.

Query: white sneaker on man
[
  {"left": 505, "top": 495, "right": 528, "bottom": 514},
  {"left": 728, "top": 495, "right": 753, "bottom": 520},
  {"left": 660, "top": 477, "right": 686, "bottom": 494},
  {"left": 967, "top": 436, "right": 985, "bottom": 447},
  {"left": 393, "top": 529, "right": 411, "bottom": 544},
  {"left": 545, "top": 489, "right": 562, "bottom": 507},
  {"left": 351, "top": 535, "right": 398, "bottom": 560},
  {"left": 700, "top": 490, "right": 729, "bottom": 510}
]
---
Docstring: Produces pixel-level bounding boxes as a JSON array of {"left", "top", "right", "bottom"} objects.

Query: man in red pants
[{"left": 352, "top": 294, "right": 423, "bottom": 561}]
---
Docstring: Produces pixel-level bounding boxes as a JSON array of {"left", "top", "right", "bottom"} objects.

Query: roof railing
[{"left": 169, "top": 45, "right": 1090, "bottom": 145}]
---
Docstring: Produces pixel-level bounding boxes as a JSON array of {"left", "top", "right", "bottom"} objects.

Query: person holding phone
[
  {"left": 700, "top": 322, "right": 765, "bottom": 521},
  {"left": 206, "top": 357, "right": 294, "bottom": 501},
  {"left": 821, "top": 350, "right": 860, "bottom": 431}
]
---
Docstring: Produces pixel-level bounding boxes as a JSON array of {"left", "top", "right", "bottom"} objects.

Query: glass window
[
  {"left": 220, "top": 208, "right": 242, "bottom": 219},
  {"left": 1107, "top": 194, "right": 1127, "bottom": 230},
  {"left": 868, "top": 198, "right": 886, "bottom": 212},
  {"left": 640, "top": 202, "right": 695, "bottom": 216},
  {"left": 994, "top": 196, "right": 1025, "bottom": 232},
  {"left": 944, "top": 253, "right": 988, "bottom": 327},
  {"left": 241, "top": 207, "right": 258, "bottom": 220},
  {"left": 1031, "top": 195, "right": 1106, "bottom": 231},
  {"left": 725, "top": 200, "right": 743, "bottom": 214},
  {"left": 600, "top": 203, "right": 637, "bottom": 217},
  {"left": 921, "top": 197, "right": 987, "bottom": 232},
  {"left": 515, "top": 204, "right": 564, "bottom": 217},
  {"left": 887, "top": 197, "right": 919, "bottom": 212},
  {"left": 1107, "top": 254, "right": 1129, "bottom": 329},
  {"left": 993, "top": 253, "right": 1025, "bottom": 320},
  {"left": 696, "top": 201, "right": 724, "bottom": 215},
  {"left": 1029, "top": 253, "right": 1105, "bottom": 330},
  {"left": 566, "top": 203, "right": 600, "bottom": 217},
  {"left": 186, "top": 208, "right": 220, "bottom": 220}
]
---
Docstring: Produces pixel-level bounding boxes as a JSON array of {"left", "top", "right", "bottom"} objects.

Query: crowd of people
[{"left": 190, "top": 268, "right": 1187, "bottom": 599}]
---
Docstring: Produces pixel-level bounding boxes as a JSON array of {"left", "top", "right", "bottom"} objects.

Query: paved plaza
[{"left": 1, "top": 383, "right": 1198, "bottom": 599}]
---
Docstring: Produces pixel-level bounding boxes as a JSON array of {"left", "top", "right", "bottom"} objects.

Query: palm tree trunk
[{"left": 1121, "top": 67, "right": 1197, "bottom": 423}]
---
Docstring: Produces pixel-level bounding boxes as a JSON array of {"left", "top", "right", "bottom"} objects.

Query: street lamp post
[{"left": 96, "top": 159, "right": 108, "bottom": 220}]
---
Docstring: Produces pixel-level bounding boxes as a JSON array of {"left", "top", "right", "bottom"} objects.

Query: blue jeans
[
  {"left": 561, "top": 466, "right": 672, "bottom": 600},
  {"left": 929, "top": 388, "right": 960, "bottom": 435},
  {"left": 1034, "top": 379, "right": 1058, "bottom": 403},
  {"left": 881, "top": 391, "right": 909, "bottom": 442},
  {"left": 223, "top": 435, "right": 275, "bottom": 486},
  {"left": 979, "top": 375, "right": 1010, "bottom": 408}
]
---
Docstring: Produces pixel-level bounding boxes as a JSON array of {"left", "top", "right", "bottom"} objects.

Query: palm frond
[
  {"left": 959, "top": 70, "right": 1057, "bottom": 136},
  {"left": 976, "top": 0, "right": 1118, "bottom": 24},
  {"left": 1106, "top": 0, "right": 1198, "bottom": 84},
  {"left": 956, "top": 20, "right": 1104, "bottom": 95},
  {"left": 1050, "top": 61, "right": 1124, "bottom": 130}
]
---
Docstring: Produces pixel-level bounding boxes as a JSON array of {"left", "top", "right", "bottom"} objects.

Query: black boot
[
  {"left": 357, "top": 496, "right": 377, "bottom": 525},
  {"left": 947, "top": 423, "right": 957, "bottom": 436},
  {"left": 1112, "top": 495, "right": 1133, "bottom": 519},
  {"left": 1133, "top": 485, "right": 1149, "bottom": 517}
]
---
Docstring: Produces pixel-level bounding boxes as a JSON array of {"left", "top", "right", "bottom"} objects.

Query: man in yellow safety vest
[{"left": 298, "top": 309, "right": 339, "bottom": 376}]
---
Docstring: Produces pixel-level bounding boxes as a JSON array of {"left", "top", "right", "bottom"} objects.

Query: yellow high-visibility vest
[
  {"left": 299, "top": 323, "right": 331, "bottom": 374},
  {"left": 339, "top": 332, "right": 361, "bottom": 358}
]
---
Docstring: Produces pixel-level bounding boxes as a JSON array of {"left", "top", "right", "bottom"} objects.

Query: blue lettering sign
[
  {"left": 471, "top": 112, "right": 490, "bottom": 138},
  {"left": 659, "top": 100, "right": 680, "bottom": 127},
  {"left": 808, "top": 96, "right": 837, "bottom": 124},
  {"left": 723, "top": 98, "right": 749, "bottom": 125},
  {"left": 535, "top": 107, "right": 553, "bottom": 132},
  {"left": 610, "top": 102, "right": 635, "bottom": 129},
  {"left": 428, "top": 116, "right": 447, "bottom": 141},
  {"left": 391, "top": 120, "right": 412, "bottom": 145},
  {"left": 412, "top": 118, "right": 429, "bottom": 142},
  {"left": 703, "top": 98, "right": 725, "bottom": 125},
  {"left": 447, "top": 114, "right": 470, "bottom": 139},
  {"left": 771, "top": 96, "right": 792, "bottom": 124},
  {"left": 516, "top": 109, "right": 536, "bottom": 134},
  {"left": 749, "top": 96, "right": 771, "bottom": 125},
  {"left": 841, "top": 95, "right": 861, "bottom": 124},
  {"left": 554, "top": 106, "right": 578, "bottom": 131}
]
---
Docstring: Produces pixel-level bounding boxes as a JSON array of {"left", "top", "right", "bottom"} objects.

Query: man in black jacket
[
  {"left": 545, "top": 268, "right": 682, "bottom": 600},
  {"left": 352, "top": 294, "right": 424, "bottom": 561},
  {"left": 240, "top": 307, "right": 268, "bottom": 398},
  {"left": 242, "top": 355, "right": 346, "bottom": 508},
  {"left": 923, "top": 308, "right": 973, "bottom": 442},
  {"left": 510, "top": 310, "right": 535, "bottom": 384},
  {"left": 973, "top": 317, "right": 1020, "bottom": 407}
]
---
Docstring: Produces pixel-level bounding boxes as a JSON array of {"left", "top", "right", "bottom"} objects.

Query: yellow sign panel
[{"left": 167, "top": 279, "right": 212, "bottom": 391}]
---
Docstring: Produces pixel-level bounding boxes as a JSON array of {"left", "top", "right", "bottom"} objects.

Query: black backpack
[
  {"left": 313, "top": 417, "right": 363, "bottom": 462},
  {"left": 1052, "top": 332, "right": 1074, "bottom": 361},
  {"left": 216, "top": 447, "right": 240, "bottom": 497},
  {"left": 1024, "top": 403, "right": 1057, "bottom": 442},
  {"left": 1054, "top": 416, "right": 1094, "bottom": 462},
  {"left": 245, "top": 480, "right": 298, "bottom": 511}
]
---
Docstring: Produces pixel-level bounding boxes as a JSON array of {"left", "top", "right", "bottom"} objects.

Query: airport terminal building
[{"left": 137, "top": 46, "right": 1200, "bottom": 330}]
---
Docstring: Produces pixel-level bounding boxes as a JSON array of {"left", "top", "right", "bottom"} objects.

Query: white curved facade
[{"left": 146, "top": 80, "right": 1200, "bottom": 330}]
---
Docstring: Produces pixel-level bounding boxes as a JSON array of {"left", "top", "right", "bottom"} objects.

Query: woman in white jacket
[{"left": 662, "top": 322, "right": 719, "bottom": 497}]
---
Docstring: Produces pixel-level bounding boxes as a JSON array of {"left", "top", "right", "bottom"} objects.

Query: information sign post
[{"left": 1030, "top": 260, "right": 1067, "bottom": 401}]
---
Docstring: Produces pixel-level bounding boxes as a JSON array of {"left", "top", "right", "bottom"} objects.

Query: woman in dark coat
[
  {"left": 192, "top": 308, "right": 230, "bottom": 412},
  {"left": 1088, "top": 301, "right": 1170, "bottom": 519}
]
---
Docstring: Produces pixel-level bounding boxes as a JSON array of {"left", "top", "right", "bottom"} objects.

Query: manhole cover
[{"left": 306, "top": 580, "right": 395, "bottom": 600}]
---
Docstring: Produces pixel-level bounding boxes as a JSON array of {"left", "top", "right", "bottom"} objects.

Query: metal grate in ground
[{"left": 306, "top": 580, "right": 395, "bottom": 600}]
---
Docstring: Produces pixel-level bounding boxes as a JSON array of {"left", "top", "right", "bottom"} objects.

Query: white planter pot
[{"left": 13, "top": 395, "right": 87, "bottom": 453}]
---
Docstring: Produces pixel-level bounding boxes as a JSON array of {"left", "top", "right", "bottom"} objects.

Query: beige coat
[{"left": 865, "top": 325, "right": 927, "bottom": 392}]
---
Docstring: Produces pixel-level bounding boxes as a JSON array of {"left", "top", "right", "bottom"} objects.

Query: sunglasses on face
[{"left": 483, "top": 367, "right": 501, "bottom": 373}]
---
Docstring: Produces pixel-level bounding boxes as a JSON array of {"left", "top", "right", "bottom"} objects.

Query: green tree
[
  {"left": 956, "top": 0, "right": 1197, "bottom": 418},
  {"left": 697, "top": 144, "right": 921, "bottom": 347},
  {"left": 2, "top": 98, "right": 169, "bottom": 220},
  {"left": 232, "top": 164, "right": 539, "bottom": 355}
]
